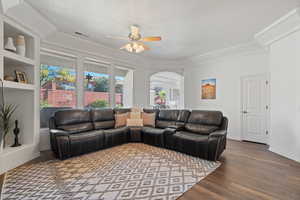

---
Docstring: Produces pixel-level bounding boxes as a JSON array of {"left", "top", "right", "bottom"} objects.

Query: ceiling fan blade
[
  {"left": 106, "top": 35, "right": 128, "bottom": 40},
  {"left": 140, "top": 36, "right": 162, "bottom": 42},
  {"left": 120, "top": 43, "right": 129, "bottom": 49}
]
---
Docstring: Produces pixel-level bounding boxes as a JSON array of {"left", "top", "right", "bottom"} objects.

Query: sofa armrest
[
  {"left": 50, "top": 129, "right": 70, "bottom": 137},
  {"left": 167, "top": 125, "right": 185, "bottom": 131},
  {"left": 164, "top": 127, "right": 177, "bottom": 135},
  {"left": 209, "top": 130, "right": 227, "bottom": 138}
]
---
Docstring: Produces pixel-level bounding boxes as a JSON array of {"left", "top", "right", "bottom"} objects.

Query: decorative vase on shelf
[
  {"left": 4, "top": 37, "right": 16, "bottom": 52},
  {"left": 11, "top": 120, "right": 21, "bottom": 147},
  {"left": 16, "top": 35, "right": 26, "bottom": 57}
]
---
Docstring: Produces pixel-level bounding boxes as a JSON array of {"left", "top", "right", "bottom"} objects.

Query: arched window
[{"left": 150, "top": 72, "right": 184, "bottom": 109}]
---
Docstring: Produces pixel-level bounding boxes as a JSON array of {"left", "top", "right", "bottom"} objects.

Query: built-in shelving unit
[{"left": 0, "top": 15, "right": 40, "bottom": 174}]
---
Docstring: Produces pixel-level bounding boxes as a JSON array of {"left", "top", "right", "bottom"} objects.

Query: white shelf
[
  {"left": 1, "top": 144, "right": 32, "bottom": 156},
  {"left": 2, "top": 50, "right": 35, "bottom": 66},
  {"left": 0, "top": 15, "right": 39, "bottom": 174},
  {"left": 3, "top": 80, "right": 35, "bottom": 91}
]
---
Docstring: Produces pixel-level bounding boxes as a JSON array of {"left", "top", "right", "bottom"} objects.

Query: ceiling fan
[{"left": 107, "top": 25, "right": 162, "bottom": 53}]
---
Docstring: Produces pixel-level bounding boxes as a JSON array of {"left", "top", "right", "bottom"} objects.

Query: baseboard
[{"left": 269, "top": 147, "right": 300, "bottom": 163}]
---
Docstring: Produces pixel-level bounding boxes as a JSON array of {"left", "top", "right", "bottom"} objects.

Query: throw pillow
[
  {"left": 142, "top": 112, "right": 156, "bottom": 127},
  {"left": 115, "top": 113, "right": 129, "bottom": 128},
  {"left": 130, "top": 111, "right": 141, "bottom": 119}
]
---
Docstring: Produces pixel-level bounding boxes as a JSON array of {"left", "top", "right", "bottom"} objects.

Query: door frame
[{"left": 240, "top": 73, "right": 270, "bottom": 145}]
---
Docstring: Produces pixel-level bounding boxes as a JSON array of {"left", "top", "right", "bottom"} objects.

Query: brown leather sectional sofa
[{"left": 49, "top": 108, "right": 228, "bottom": 161}]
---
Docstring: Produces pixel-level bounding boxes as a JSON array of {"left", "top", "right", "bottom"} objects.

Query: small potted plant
[{"left": 0, "top": 79, "right": 17, "bottom": 148}]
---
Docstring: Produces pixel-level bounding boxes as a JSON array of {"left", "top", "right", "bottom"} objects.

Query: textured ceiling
[{"left": 26, "top": 0, "right": 300, "bottom": 60}]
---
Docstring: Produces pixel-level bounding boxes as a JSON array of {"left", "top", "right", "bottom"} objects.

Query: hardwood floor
[
  {"left": 178, "top": 140, "right": 300, "bottom": 200},
  {"left": 1, "top": 140, "right": 300, "bottom": 200}
]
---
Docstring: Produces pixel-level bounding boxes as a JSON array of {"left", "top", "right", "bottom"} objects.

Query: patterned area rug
[{"left": 1, "top": 143, "right": 220, "bottom": 200}]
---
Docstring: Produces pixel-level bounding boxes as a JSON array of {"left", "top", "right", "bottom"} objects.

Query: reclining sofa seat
[
  {"left": 49, "top": 109, "right": 104, "bottom": 159},
  {"left": 91, "top": 108, "right": 129, "bottom": 147},
  {"left": 142, "top": 109, "right": 190, "bottom": 147},
  {"left": 165, "top": 110, "right": 228, "bottom": 160},
  {"left": 49, "top": 108, "right": 129, "bottom": 159}
]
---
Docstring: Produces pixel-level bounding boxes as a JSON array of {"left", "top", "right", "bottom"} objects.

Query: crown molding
[
  {"left": 185, "top": 41, "right": 266, "bottom": 66},
  {"left": 255, "top": 8, "right": 300, "bottom": 46}
]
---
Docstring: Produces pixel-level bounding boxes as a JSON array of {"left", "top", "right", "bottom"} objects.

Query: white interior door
[{"left": 241, "top": 74, "right": 269, "bottom": 144}]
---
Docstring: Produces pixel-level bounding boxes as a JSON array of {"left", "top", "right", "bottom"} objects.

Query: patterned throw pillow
[
  {"left": 115, "top": 113, "right": 129, "bottom": 128},
  {"left": 142, "top": 112, "right": 156, "bottom": 127}
]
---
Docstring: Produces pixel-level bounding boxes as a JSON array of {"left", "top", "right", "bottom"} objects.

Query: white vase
[
  {"left": 16, "top": 35, "right": 26, "bottom": 57},
  {"left": 4, "top": 37, "right": 16, "bottom": 52}
]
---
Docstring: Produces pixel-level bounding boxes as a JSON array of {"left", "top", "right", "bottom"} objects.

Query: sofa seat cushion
[
  {"left": 173, "top": 131, "right": 208, "bottom": 142},
  {"left": 185, "top": 123, "right": 219, "bottom": 135},
  {"left": 142, "top": 127, "right": 165, "bottom": 147},
  {"left": 68, "top": 130, "right": 105, "bottom": 156},
  {"left": 142, "top": 127, "right": 164, "bottom": 135},
  {"left": 104, "top": 127, "right": 129, "bottom": 147},
  {"left": 69, "top": 130, "right": 104, "bottom": 140},
  {"left": 93, "top": 121, "right": 115, "bottom": 130},
  {"left": 57, "top": 122, "right": 94, "bottom": 134},
  {"left": 156, "top": 120, "right": 176, "bottom": 129},
  {"left": 172, "top": 131, "right": 209, "bottom": 157}
]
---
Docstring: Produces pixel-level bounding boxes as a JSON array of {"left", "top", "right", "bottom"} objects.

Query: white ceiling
[{"left": 26, "top": 0, "right": 300, "bottom": 60}]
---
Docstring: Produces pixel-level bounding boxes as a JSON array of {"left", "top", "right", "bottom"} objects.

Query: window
[
  {"left": 40, "top": 52, "right": 76, "bottom": 128},
  {"left": 84, "top": 60, "right": 110, "bottom": 108},
  {"left": 115, "top": 67, "right": 133, "bottom": 108},
  {"left": 150, "top": 72, "right": 184, "bottom": 109}
]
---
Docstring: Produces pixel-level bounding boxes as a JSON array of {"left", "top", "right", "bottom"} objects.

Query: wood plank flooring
[{"left": 1, "top": 139, "right": 300, "bottom": 200}]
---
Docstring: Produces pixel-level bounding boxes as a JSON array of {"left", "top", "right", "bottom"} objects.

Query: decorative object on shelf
[
  {"left": 15, "top": 70, "right": 28, "bottom": 84},
  {"left": 16, "top": 35, "right": 26, "bottom": 57},
  {"left": 0, "top": 79, "right": 18, "bottom": 147},
  {"left": 201, "top": 78, "right": 217, "bottom": 100},
  {"left": 11, "top": 120, "right": 21, "bottom": 147},
  {"left": 4, "top": 75, "right": 16, "bottom": 82},
  {"left": 4, "top": 37, "right": 16, "bottom": 52}
]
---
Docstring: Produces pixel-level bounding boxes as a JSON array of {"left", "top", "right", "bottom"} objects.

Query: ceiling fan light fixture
[
  {"left": 115, "top": 25, "right": 161, "bottom": 53},
  {"left": 122, "top": 42, "right": 145, "bottom": 53}
]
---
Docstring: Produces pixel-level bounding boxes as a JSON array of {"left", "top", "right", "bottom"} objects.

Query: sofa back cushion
[
  {"left": 185, "top": 110, "right": 223, "bottom": 135},
  {"left": 188, "top": 110, "right": 223, "bottom": 126},
  {"left": 55, "top": 109, "right": 93, "bottom": 133},
  {"left": 158, "top": 110, "right": 179, "bottom": 121},
  {"left": 156, "top": 110, "right": 179, "bottom": 129},
  {"left": 91, "top": 109, "right": 115, "bottom": 130}
]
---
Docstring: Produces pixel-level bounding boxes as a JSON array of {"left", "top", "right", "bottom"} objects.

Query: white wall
[
  {"left": 133, "top": 68, "right": 151, "bottom": 107},
  {"left": 184, "top": 51, "right": 269, "bottom": 140},
  {"left": 268, "top": 30, "right": 300, "bottom": 162}
]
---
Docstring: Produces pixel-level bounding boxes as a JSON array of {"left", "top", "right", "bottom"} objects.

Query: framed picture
[
  {"left": 201, "top": 78, "right": 216, "bottom": 99},
  {"left": 15, "top": 70, "right": 28, "bottom": 84}
]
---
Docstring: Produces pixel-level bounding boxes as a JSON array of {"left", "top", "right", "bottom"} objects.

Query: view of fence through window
[
  {"left": 39, "top": 53, "right": 132, "bottom": 128},
  {"left": 40, "top": 64, "right": 77, "bottom": 108}
]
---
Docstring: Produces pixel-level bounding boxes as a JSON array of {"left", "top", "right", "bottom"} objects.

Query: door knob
[{"left": 242, "top": 111, "right": 248, "bottom": 114}]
